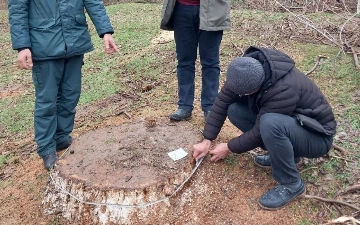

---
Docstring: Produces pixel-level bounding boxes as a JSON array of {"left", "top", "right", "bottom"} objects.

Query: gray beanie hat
[{"left": 226, "top": 57, "right": 265, "bottom": 95}]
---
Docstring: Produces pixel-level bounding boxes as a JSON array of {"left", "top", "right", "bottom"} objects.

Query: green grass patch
[
  {"left": 232, "top": 9, "right": 288, "bottom": 24},
  {"left": 292, "top": 43, "right": 360, "bottom": 131},
  {"left": 124, "top": 55, "right": 161, "bottom": 81},
  {"left": 79, "top": 3, "right": 161, "bottom": 105},
  {"left": 296, "top": 218, "right": 312, "bottom": 225},
  {"left": 0, "top": 95, "right": 33, "bottom": 135},
  {"left": 0, "top": 179, "right": 13, "bottom": 189},
  {"left": 0, "top": 153, "right": 14, "bottom": 169},
  {"left": 225, "top": 154, "right": 239, "bottom": 167},
  {"left": 0, "top": 3, "right": 162, "bottom": 139}
]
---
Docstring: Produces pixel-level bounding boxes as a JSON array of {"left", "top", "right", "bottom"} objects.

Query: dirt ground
[
  {"left": 2, "top": 112, "right": 318, "bottom": 225},
  {"left": 1, "top": 1, "right": 360, "bottom": 225}
]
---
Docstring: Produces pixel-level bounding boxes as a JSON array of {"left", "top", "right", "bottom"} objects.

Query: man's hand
[
  {"left": 193, "top": 139, "right": 211, "bottom": 161},
  {"left": 18, "top": 49, "right": 33, "bottom": 70},
  {"left": 103, "top": 34, "right": 120, "bottom": 54},
  {"left": 209, "top": 143, "right": 231, "bottom": 162}
]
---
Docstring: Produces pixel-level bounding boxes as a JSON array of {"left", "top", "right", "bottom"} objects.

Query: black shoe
[
  {"left": 204, "top": 111, "right": 210, "bottom": 121},
  {"left": 56, "top": 136, "right": 73, "bottom": 152},
  {"left": 259, "top": 180, "right": 306, "bottom": 210},
  {"left": 42, "top": 151, "right": 58, "bottom": 171},
  {"left": 169, "top": 109, "right": 192, "bottom": 121},
  {"left": 254, "top": 154, "right": 301, "bottom": 169}
]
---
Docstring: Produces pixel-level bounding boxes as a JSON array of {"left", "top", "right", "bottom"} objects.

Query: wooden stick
[
  {"left": 305, "top": 55, "right": 328, "bottom": 75},
  {"left": 275, "top": 0, "right": 341, "bottom": 47},
  {"left": 331, "top": 155, "right": 356, "bottom": 163},
  {"left": 116, "top": 111, "right": 131, "bottom": 119},
  {"left": 231, "top": 42, "right": 244, "bottom": 56},
  {"left": 324, "top": 216, "right": 360, "bottom": 225},
  {"left": 344, "top": 184, "right": 360, "bottom": 194},
  {"left": 304, "top": 195, "right": 360, "bottom": 211},
  {"left": 352, "top": 211, "right": 360, "bottom": 217},
  {"left": 123, "top": 111, "right": 131, "bottom": 119},
  {"left": 350, "top": 47, "right": 360, "bottom": 69},
  {"left": 332, "top": 144, "right": 348, "bottom": 154},
  {"left": 300, "top": 166, "right": 318, "bottom": 173},
  {"left": 333, "top": 204, "right": 345, "bottom": 216}
]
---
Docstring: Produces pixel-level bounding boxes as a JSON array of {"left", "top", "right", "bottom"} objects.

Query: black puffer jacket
[{"left": 203, "top": 46, "right": 337, "bottom": 154}]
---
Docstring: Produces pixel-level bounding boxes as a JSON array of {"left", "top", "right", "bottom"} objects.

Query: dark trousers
[
  {"left": 32, "top": 55, "right": 83, "bottom": 157},
  {"left": 173, "top": 3, "right": 223, "bottom": 112},
  {"left": 227, "top": 102, "right": 333, "bottom": 184}
]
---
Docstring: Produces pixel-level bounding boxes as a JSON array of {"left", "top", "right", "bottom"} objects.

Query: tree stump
[{"left": 42, "top": 118, "right": 202, "bottom": 224}]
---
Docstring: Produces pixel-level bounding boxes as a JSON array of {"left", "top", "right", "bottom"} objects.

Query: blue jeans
[
  {"left": 173, "top": 3, "right": 223, "bottom": 112},
  {"left": 32, "top": 55, "right": 83, "bottom": 157},
  {"left": 227, "top": 102, "right": 333, "bottom": 185}
]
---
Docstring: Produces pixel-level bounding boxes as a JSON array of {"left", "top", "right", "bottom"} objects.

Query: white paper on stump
[{"left": 168, "top": 148, "right": 188, "bottom": 161}]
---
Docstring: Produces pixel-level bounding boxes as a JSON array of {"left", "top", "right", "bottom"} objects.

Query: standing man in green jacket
[
  {"left": 160, "top": 0, "right": 231, "bottom": 121},
  {"left": 8, "top": 0, "right": 119, "bottom": 170}
]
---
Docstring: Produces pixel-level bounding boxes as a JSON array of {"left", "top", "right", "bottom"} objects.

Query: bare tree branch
[
  {"left": 305, "top": 55, "right": 328, "bottom": 75},
  {"left": 339, "top": 13, "right": 358, "bottom": 48},
  {"left": 350, "top": 46, "right": 360, "bottom": 69},
  {"left": 332, "top": 143, "right": 348, "bottom": 154},
  {"left": 304, "top": 195, "right": 360, "bottom": 211},
  {"left": 344, "top": 184, "right": 360, "bottom": 194},
  {"left": 323, "top": 216, "right": 360, "bottom": 225},
  {"left": 274, "top": 0, "right": 341, "bottom": 47}
]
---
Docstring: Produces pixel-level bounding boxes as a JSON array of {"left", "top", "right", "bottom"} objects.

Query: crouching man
[{"left": 193, "top": 46, "right": 336, "bottom": 210}]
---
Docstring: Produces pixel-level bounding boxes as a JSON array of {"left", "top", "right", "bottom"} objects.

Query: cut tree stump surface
[
  {"left": 57, "top": 118, "right": 200, "bottom": 189},
  {"left": 42, "top": 118, "right": 203, "bottom": 224}
]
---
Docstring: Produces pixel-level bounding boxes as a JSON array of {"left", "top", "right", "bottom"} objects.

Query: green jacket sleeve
[
  {"left": 84, "top": 0, "right": 114, "bottom": 37},
  {"left": 8, "top": 0, "right": 31, "bottom": 50}
]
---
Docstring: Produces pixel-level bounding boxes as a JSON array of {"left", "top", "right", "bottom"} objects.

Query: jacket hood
[{"left": 243, "top": 46, "right": 295, "bottom": 90}]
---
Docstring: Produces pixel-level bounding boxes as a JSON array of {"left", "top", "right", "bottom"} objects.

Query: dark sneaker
[
  {"left": 42, "top": 151, "right": 58, "bottom": 171},
  {"left": 259, "top": 180, "right": 306, "bottom": 210},
  {"left": 169, "top": 109, "right": 192, "bottom": 121},
  {"left": 254, "top": 154, "right": 301, "bottom": 169},
  {"left": 56, "top": 136, "right": 73, "bottom": 152},
  {"left": 204, "top": 111, "right": 210, "bottom": 121}
]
